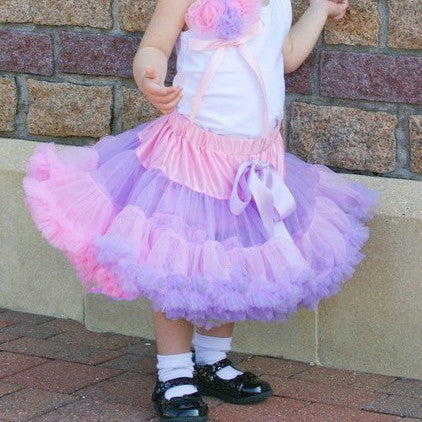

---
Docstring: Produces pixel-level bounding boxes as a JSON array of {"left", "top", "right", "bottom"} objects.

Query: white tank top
[{"left": 173, "top": 0, "right": 292, "bottom": 139}]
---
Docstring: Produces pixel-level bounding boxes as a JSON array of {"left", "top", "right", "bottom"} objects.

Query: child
[{"left": 23, "top": 0, "right": 380, "bottom": 420}]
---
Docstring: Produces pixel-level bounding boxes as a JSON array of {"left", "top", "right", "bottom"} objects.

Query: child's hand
[
  {"left": 309, "top": 0, "right": 348, "bottom": 21},
  {"left": 141, "top": 66, "right": 183, "bottom": 114}
]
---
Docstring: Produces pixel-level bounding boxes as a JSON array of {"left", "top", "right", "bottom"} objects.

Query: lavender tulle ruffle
[{"left": 22, "top": 117, "right": 380, "bottom": 328}]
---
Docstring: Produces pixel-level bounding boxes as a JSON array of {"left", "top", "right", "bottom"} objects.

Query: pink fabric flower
[
  {"left": 186, "top": 0, "right": 226, "bottom": 36},
  {"left": 186, "top": 0, "right": 261, "bottom": 39},
  {"left": 228, "top": 0, "right": 260, "bottom": 17}
]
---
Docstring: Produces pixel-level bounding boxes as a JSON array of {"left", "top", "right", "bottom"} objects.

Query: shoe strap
[
  {"left": 153, "top": 376, "right": 197, "bottom": 399},
  {"left": 167, "top": 392, "right": 203, "bottom": 407},
  {"left": 202, "top": 357, "right": 236, "bottom": 373}
]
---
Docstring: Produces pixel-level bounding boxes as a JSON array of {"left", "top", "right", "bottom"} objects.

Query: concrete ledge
[{"left": 1, "top": 138, "right": 421, "bottom": 380}]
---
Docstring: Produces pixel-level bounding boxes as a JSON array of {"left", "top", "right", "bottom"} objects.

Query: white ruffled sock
[
  {"left": 156, "top": 351, "right": 198, "bottom": 399},
  {"left": 193, "top": 331, "right": 243, "bottom": 380}
]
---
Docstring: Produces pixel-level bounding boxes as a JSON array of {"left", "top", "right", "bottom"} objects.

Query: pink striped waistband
[{"left": 166, "top": 110, "right": 283, "bottom": 156}]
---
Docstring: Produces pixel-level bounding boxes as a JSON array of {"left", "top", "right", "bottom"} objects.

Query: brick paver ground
[{"left": 0, "top": 307, "right": 420, "bottom": 421}]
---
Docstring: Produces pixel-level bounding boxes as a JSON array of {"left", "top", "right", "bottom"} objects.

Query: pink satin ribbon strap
[
  {"left": 229, "top": 159, "right": 296, "bottom": 238},
  {"left": 187, "top": 20, "right": 270, "bottom": 138}
]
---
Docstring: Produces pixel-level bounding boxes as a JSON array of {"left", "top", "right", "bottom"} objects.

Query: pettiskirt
[{"left": 22, "top": 110, "right": 380, "bottom": 329}]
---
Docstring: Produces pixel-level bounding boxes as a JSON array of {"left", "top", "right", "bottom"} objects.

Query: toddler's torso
[{"left": 173, "top": 0, "right": 292, "bottom": 139}]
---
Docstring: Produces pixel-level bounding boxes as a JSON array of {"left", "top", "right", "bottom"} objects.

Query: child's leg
[
  {"left": 152, "top": 310, "right": 198, "bottom": 399},
  {"left": 196, "top": 323, "right": 235, "bottom": 338},
  {"left": 194, "top": 323, "right": 244, "bottom": 380},
  {"left": 153, "top": 310, "right": 194, "bottom": 354}
]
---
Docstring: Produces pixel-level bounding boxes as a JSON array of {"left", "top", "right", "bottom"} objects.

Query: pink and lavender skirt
[{"left": 22, "top": 111, "right": 380, "bottom": 329}]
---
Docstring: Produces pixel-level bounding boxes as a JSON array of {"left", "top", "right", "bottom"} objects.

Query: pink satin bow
[
  {"left": 229, "top": 159, "right": 296, "bottom": 238},
  {"left": 188, "top": 20, "right": 269, "bottom": 138}
]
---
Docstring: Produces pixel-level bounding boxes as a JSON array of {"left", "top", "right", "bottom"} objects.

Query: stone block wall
[{"left": 0, "top": 0, "right": 421, "bottom": 179}]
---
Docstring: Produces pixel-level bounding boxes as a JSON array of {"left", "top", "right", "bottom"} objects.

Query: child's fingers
[
  {"left": 147, "top": 89, "right": 182, "bottom": 108},
  {"left": 157, "top": 92, "right": 183, "bottom": 114},
  {"left": 157, "top": 91, "right": 183, "bottom": 110},
  {"left": 330, "top": 0, "right": 348, "bottom": 12},
  {"left": 161, "top": 87, "right": 183, "bottom": 102},
  {"left": 333, "top": 2, "right": 348, "bottom": 19},
  {"left": 145, "top": 80, "right": 180, "bottom": 97}
]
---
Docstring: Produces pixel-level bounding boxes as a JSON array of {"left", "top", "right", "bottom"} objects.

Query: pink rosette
[
  {"left": 186, "top": 0, "right": 261, "bottom": 40},
  {"left": 228, "top": 0, "right": 261, "bottom": 17}
]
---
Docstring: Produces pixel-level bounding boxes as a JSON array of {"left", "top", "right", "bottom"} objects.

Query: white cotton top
[{"left": 173, "top": 0, "right": 292, "bottom": 139}]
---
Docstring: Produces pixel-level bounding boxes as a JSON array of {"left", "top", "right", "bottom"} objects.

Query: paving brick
[
  {"left": 0, "top": 30, "right": 53, "bottom": 75},
  {"left": 0, "top": 351, "right": 47, "bottom": 379},
  {"left": 285, "top": 53, "right": 313, "bottom": 95},
  {"left": 27, "top": 79, "right": 112, "bottom": 138},
  {"left": 124, "top": 339, "right": 158, "bottom": 357},
  {"left": 226, "top": 351, "right": 251, "bottom": 365},
  {"left": 118, "top": 0, "right": 156, "bottom": 32},
  {"left": 33, "top": 0, "right": 112, "bottom": 29},
  {"left": 30, "top": 397, "right": 154, "bottom": 421},
  {"left": 74, "top": 371, "right": 155, "bottom": 409},
  {"left": 349, "top": 373, "right": 398, "bottom": 391},
  {"left": 0, "top": 387, "right": 77, "bottom": 422},
  {"left": 0, "top": 310, "right": 54, "bottom": 326},
  {"left": 241, "top": 356, "right": 309, "bottom": 377},
  {"left": 202, "top": 396, "right": 222, "bottom": 420},
  {"left": 388, "top": 0, "right": 422, "bottom": 49},
  {"left": 213, "top": 396, "right": 310, "bottom": 421},
  {"left": 0, "top": 320, "right": 17, "bottom": 329},
  {"left": 262, "top": 375, "right": 388, "bottom": 409},
  {"left": 59, "top": 32, "right": 141, "bottom": 78},
  {"left": 362, "top": 395, "right": 422, "bottom": 419},
  {"left": 48, "top": 330, "right": 140, "bottom": 351},
  {"left": 410, "top": 115, "right": 422, "bottom": 174},
  {"left": 39, "top": 318, "right": 89, "bottom": 333},
  {"left": 295, "top": 402, "right": 404, "bottom": 421},
  {"left": 324, "top": 0, "right": 379, "bottom": 46},
  {"left": 0, "top": 323, "right": 62, "bottom": 339},
  {"left": 292, "top": 365, "right": 397, "bottom": 389},
  {"left": 0, "top": 383, "right": 23, "bottom": 398},
  {"left": 99, "top": 354, "right": 156, "bottom": 374},
  {"left": 0, "top": 78, "right": 16, "bottom": 132},
  {"left": 0, "top": 333, "right": 21, "bottom": 345},
  {"left": 377, "top": 378, "right": 422, "bottom": 399},
  {"left": 289, "top": 102, "right": 397, "bottom": 173},
  {"left": 320, "top": 51, "right": 422, "bottom": 104},
  {"left": 0, "top": 337, "right": 124, "bottom": 365},
  {"left": 1, "top": 360, "right": 122, "bottom": 394},
  {"left": 122, "top": 87, "right": 159, "bottom": 131},
  {"left": 40, "top": 318, "right": 141, "bottom": 348}
]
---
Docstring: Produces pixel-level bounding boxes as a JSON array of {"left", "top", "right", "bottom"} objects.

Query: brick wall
[{"left": 0, "top": 0, "right": 421, "bottom": 179}]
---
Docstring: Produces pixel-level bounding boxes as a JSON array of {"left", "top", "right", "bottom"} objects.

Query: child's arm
[
  {"left": 133, "top": 0, "right": 193, "bottom": 114},
  {"left": 282, "top": 0, "right": 348, "bottom": 73}
]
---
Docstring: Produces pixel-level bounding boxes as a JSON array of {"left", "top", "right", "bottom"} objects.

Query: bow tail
[
  {"left": 269, "top": 167, "right": 296, "bottom": 220},
  {"left": 248, "top": 170, "right": 277, "bottom": 235},
  {"left": 189, "top": 46, "right": 227, "bottom": 124},
  {"left": 238, "top": 44, "right": 270, "bottom": 138}
]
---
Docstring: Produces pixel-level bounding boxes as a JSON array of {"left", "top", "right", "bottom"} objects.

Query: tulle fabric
[{"left": 22, "top": 112, "right": 379, "bottom": 328}]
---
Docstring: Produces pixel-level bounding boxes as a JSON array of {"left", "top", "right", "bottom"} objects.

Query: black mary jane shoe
[
  {"left": 194, "top": 357, "right": 273, "bottom": 405},
  {"left": 151, "top": 376, "right": 208, "bottom": 422}
]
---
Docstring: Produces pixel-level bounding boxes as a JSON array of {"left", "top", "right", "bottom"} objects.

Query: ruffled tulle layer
[{"left": 22, "top": 115, "right": 380, "bottom": 328}]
